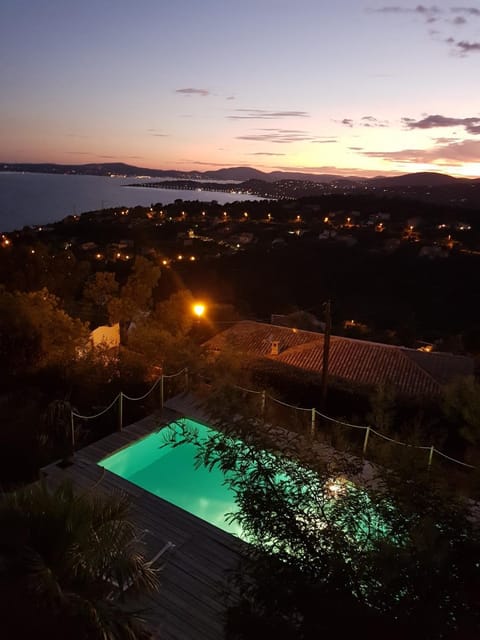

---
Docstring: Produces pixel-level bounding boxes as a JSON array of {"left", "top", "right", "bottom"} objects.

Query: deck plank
[{"left": 41, "top": 405, "right": 242, "bottom": 640}]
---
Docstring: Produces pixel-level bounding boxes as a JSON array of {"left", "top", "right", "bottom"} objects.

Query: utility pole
[{"left": 321, "top": 300, "right": 332, "bottom": 408}]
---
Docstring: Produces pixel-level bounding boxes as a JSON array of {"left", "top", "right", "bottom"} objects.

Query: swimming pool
[
  {"left": 99, "top": 418, "right": 391, "bottom": 546},
  {"left": 99, "top": 419, "right": 244, "bottom": 538}
]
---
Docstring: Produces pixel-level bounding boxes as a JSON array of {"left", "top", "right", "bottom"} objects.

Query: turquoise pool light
[
  {"left": 99, "top": 419, "right": 243, "bottom": 538},
  {"left": 99, "top": 418, "right": 392, "bottom": 546}
]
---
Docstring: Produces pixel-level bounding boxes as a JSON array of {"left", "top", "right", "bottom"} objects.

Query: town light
[{"left": 193, "top": 303, "right": 206, "bottom": 318}]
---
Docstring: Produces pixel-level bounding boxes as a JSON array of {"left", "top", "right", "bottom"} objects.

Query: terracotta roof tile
[{"left": 205, "top": 321, "right": 474, "bottom": 397}]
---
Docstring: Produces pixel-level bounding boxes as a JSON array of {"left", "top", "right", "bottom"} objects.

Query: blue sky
[{"left": 1, "top": 0, "right": 480, "bottom": 176}]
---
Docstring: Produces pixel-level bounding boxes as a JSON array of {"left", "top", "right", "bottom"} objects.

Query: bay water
[{"left": 0, "top": 172, "right": 263, "bottom": 232}]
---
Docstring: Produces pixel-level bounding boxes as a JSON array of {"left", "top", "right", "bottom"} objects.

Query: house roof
[{"left": 205, "top": 321, "right": 474, "bottom": 397}]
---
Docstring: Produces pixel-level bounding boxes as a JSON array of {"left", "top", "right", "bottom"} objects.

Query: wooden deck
[{"left": 41, "top": 405, "right": 243, "bottom": 640}]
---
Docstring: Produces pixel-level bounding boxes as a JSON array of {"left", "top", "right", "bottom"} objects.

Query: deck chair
[{"left": 106, "top": 533, "right": 176, "bottom": 598}]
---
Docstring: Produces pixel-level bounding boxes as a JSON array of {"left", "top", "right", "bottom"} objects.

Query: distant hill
[
  {"left": 369, "top": 172, "right": 469, "bottom": 188},
  {"left": 0, "top": 162, "right": 205, "bottom": 179},
  {"left": 1, "top": 162, "right": 477, "bottom": 187},
  {"left": 202, "top": 166, "right": 268, "bottom": 181},
  {"left": 0, "top": 162, "right": 357, "bottom": 183}
]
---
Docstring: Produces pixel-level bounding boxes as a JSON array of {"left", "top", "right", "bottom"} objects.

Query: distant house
[
  {"left": 76, "top": 323, "right": 120, "bottom": 360},
  {"left": 204, "top": 321, "right": 474, "bottom": 398},
  {"left": 418, "top": 245, "right": 449, "bottom": 259},
  {"left": 79, "top": 241, "right": 98, "bottom": 251},
  {"left": 90, "top": 323, "right": 120, "bottom": 350}
]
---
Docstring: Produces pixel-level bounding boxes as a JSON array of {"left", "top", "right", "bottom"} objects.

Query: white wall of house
[{"left": 90, "top": 323, "right": 120, "bottom": 349}]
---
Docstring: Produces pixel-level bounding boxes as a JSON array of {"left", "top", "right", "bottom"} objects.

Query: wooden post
[
  {"left": 362, "top": 426, "right": 370, "bottom": 456},
  {"left": 118, "top": 392, "right": 123, "bottom": 431},
  {"left": 310, "top": 408, "right": 316, "bottom": 439},
  {"left": 260, "top": 390, "right": 266, "bottom": 417},
  {"left": 160, "top": 375, "right": 164, "bottom": 410},
  {"left": 70, "top": 411, "right": 75, "bottom": 456},
  {"left": 185, "top": 367, "right": 189, "bottom": 392},
  {"left": 321, "top": 300, "right": 332, "bottom": 408},
  {"left": 428, "top": 445, "right": 434, "bottom": 469}
]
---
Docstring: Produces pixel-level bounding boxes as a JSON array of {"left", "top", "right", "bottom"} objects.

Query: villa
[{"left": 204, "top": 320, "right": 474, "bottom": 398}]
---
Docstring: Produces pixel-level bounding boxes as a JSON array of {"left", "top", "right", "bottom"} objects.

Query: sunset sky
[{"left": 1, "top": 0, "right": 480, "bottom": 177}]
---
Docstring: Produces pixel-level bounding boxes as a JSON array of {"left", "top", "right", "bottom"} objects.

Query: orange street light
[{"left": 193, "top": 302, "right": 206, "bottom": 318}]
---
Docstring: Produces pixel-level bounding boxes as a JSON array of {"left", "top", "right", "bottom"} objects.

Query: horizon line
[{"left": 1, "top": 160, "right": 479, "bottom": 181}]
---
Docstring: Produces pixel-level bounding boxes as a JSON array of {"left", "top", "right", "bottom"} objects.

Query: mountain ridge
[{"left": 2, "top": 162, "right": 477, "bottom": 186}]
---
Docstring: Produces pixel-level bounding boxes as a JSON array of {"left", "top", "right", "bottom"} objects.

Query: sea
[{"left": 0, "top": 172, "right": 264, "bottom": 233}]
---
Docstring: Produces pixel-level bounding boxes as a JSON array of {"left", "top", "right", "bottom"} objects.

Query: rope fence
[
  {"left": 72, "top": 394, "right": 122, "bottom": 421},
  {"left": 71, "top": 368, "right": 188, "bottom": 436},
  {"left": 67, "top": 368, "right": 475, "bottom": 472},
  {"left": 235, "top": 384, "right": 477, "bottom": 472},
  {"left": 122, "top": 376, "right": 162, "bottom": 402}
]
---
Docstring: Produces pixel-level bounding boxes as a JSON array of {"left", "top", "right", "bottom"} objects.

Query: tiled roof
[{"left": 205, "top": 321, "right": 474, "bottom": 397}]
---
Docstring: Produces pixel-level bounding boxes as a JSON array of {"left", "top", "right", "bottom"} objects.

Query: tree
[
  {"left": 0, "top": 287, "right": 89, "bottom": 382},
  {"left": 443, "top": 375, "right": 480, "bottom": 447},
  {"left": 108, "top": 257, "right": 161, "bottom": 329},
  {"left": 153, "top": 289, "right": 196, "bottom": 336},
  {"left": 0, "top": 287, "right": 40, "bottom": 381},
  {"left": 0, "top": 481, "right": 159, "bottom": 639},
  {"left": 125, "top": 289, "right": 203, "bottom": 375},
  {"left": 367, "top": 382, "right": 396, "bottom": 433},
  {"left": 173, "top": 397, "right": 480, "bottom": 639},
  {"left": 83, "top": 271, "right": 119, "bottom": 309},
  {"left": 41, "top": 399, "right": 75, "bottom": 466}
]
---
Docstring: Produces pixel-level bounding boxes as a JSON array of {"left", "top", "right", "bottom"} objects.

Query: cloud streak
[
  {"left": 455, "top": 39, "right": 480, "bottom": 52},
  {"left": 228, "top": 109, "right": 309, "bottom": 120},
  {"left": 337, "top": 116, "right": 389, "bottom": 128},
  {"left": 249, "top": 152, "right": 286, "bottom": 156},
  {"left": 236, "top": 128, "right": 334, "bottom": 144},
  {"left": 451, "top": 7, "right": 480, "bottom": 17},
  {"left": 369, "top": 6, "right": 441, "bottom": 17},
  {"left": 370, "top": 5, "right": 480, "bottom": 55},
  {"left": 403, "top": 114, "right": 480, "bottom": 134},
  {"left": 175, "top": 88, "right": 210, "bottom": 96},
  {"left": 363, "top": 138, "right": 480, "bottom": 164}
]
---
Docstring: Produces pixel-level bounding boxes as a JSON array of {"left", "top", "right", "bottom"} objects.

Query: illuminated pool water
[
  {"left": 99, "top": 418, "right": 391, "bottom": 545},
  {"left": 99, "top": 419, "right": 243, "bottom": 538}
]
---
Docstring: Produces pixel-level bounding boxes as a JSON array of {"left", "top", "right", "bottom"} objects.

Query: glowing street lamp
[{"left": 192, "top": 303, "right": 206, "bottom": 318}]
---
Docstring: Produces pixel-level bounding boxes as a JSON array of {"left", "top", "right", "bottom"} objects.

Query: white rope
[
  {"left": 369, "top": 428, "right": 431, "bottom": 449},
  {"left": 122, "top": 377, "right": 161, "bottom": 402},
  {"left": 72, "top": 394, "right": 121, "bottom": 420},
  {"left": 234, "top": 384, "right": 264, "bottom": 395},
  {"left": 71, "top": 367, "right": 187, "bottom": 420},
  {"left": 314, "top": 409, "right": 367, "bottom": 431},
  {"left": 432, "top": 448, "right": 477, "bottom": 469},
  {"left": 162, "top": 368, "right": 187, "bottom": 378},
  {"left": 231, "top": 384, "right": 475, "bottom": 470},
  {"left": 269, "top": 395, "right": 311, "bottom": 412},
  {"left": 71, "top": 370, "right": 478, "bottom": 472}
]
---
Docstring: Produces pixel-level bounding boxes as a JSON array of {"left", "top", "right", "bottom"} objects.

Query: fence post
[
  {"left": 118, "top": 392, "right": 123, "bottom": 431},
  {"left": 70, "top": 411, "right": 75, "bottom": 456},
  {"left": 427, "top": 445, "right": 434, "bottom": 469},
  {"left": 260, "top": 390, "right": 266, "bottom": 417},
  {"left": 362, "top": 426, "right": 371, "bottom": 456},
  {"left": 160, "top": 375, "right": 164, "bottom": 410},
  {"left": 184, "top": 367, "right": 189, "bottom": 392},
  {"left": 310, "top": 408, "right": 316, "bottom": 439}
]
